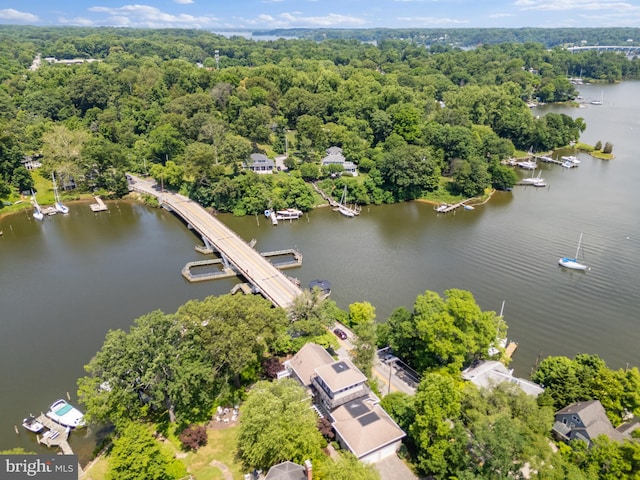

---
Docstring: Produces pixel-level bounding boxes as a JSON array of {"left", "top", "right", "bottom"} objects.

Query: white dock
[{"left": 89, "top": 196, "right": 108, "bottom": 212}]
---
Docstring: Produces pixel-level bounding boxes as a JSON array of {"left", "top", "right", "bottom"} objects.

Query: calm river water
[{"left": 1, "top": 81, "right": 639, "bottom": 458}]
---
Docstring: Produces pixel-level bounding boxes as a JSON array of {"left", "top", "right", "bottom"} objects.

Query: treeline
[
  {"left": 1, "top": 27, "right": 603, "bottom": 214},
  {"left": 257, "top": 27, "right": 640, "bottom": 49}
]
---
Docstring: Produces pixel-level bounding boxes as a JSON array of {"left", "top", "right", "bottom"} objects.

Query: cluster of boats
[
  {"left": 31, "top": 173, "right": 69, "bottom": 221},
  {"left": 22, "top": 398, "right": 85, "bottom": 433}
]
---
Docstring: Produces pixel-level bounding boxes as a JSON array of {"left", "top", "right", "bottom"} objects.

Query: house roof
[
  {"left": 264, "top": 461, "right": 306, "bottom": 480},
  {"left": 555, "top": 400, "right": 624, "bottom": 442},
  {"left": 314, "top": 359, "right": 367, "bottom": 393},
  {"left": 462, "top": 360, "right": 544, "bottom": 397},
  {"left": 287, "top": 343, "right": 334, "bottom": 387},
  {"left": 331, "top": 396, "right": 406, "bottom": 459}
]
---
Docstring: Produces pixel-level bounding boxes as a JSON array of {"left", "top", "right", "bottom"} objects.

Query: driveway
[{"left": 375, "top": 455, "right": 420, "bottom": 480}]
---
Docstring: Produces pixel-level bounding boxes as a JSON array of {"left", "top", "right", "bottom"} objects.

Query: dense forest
[
  {"left": 255, "top": 27, "right": 640, "bottom": 49},
  {"left": 0, "top": 26, "right": 638, "bottom": 217}
]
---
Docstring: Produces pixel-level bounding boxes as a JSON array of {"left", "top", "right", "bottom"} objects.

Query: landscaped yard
[{"left": 81, "top": 424, "right": 245, "bottom": 480}]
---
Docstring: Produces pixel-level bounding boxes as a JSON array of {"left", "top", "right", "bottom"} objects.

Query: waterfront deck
[
  {"left": 128, "top": 175, "right": 303, "bottom": 308},
  {"left": 34, "top": 414, "right": 73, "bottom": 454},
  {"left": 89, "top": 196, "right": 108, "bottom": 212}
]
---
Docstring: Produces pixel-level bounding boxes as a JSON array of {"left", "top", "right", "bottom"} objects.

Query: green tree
[
  {"left": 106, "top": 422, "right": 186, "bottom": 480},
  {"left": 315, "top": 453, "right": 380, "bottom": 480},
  {"left": 384, "top": 289, "right": 504, "bottom": 373},
  {"left": 237, "top": 379, "right": 324, "bottom": 470},
  {"left": 410, "top": 372, "right": 464, "bottom": 477}
]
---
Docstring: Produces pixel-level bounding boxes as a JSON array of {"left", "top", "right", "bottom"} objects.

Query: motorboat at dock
[{"left": 46, "top": 399, "right": 85, "bottom": 428}]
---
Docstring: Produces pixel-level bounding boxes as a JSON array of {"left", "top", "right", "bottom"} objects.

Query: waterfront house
[
  {"left": 462, "top": 360, "right": 544, "bottom": 397},
  {"left": 284, "top": 343, "right": 406, "bottom": 464},
  {"left": 551, "top": 400, "right": 640, "bottom": 446},
  {"left": 243, "top": 153, "right": 274, "bottom": 174},
  {"left": 320, "top": 147, "right": 358, "bottom": 176}
]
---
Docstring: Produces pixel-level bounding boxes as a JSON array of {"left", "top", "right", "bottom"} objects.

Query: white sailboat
[
  {"left": 52, "top": 173, "right": 69, "bottom": 214},
  {"left": 591, "top": 91, "right": 603, "bottom": 105},
  {"left": 31, "top": 189, "right": 44, "bottom": 221},
  {"left": 559, "top": 232, "right": 589, "bottom": 271},
  {"left": 337, "top": 185, "right": 355, "bottom": 217}
]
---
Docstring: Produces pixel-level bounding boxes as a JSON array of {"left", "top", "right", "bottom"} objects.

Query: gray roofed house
[
  {"left": 330, "top": 396, "right": 406, "bottom": 464},
  {"left": 320, "top": 146, "right": 358, "bottom": 176},
  {"left": 285, "top": 343, "right": 335, "bottom": 388},
  {"left": 243, "top": 153, "right": 274, "bottom": 174},
  {"left": 461, "top": 360, "right": 544, "bottom": 397},
  {"left": 283, "top": 343, "right": 406, "bottom": 464},
  {"left": 312, "top": 359, "right": 368, "bottom": 410},
  {"left": 264, "top": 460, "right": 312, "bottom": 480},
  {"left": 552, "top": 400, "right": 625, "bottom": 446}
]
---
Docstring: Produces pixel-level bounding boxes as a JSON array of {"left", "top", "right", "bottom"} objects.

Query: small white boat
[
  {"left": 275, "top": 208, "right": 303, "bottom": 220},
  {"left": 521, "top": 170, "right": 545, "bottom": 185},
  {"left": 22, "top": 415, "right": 45, "bottom": 433},
  {"left": 463, "top": 204, "right": 475, "bottom": 211},
  {"left": 46, "top": 399, "right": 85, "bottom": 428},
  {"left": 338, "top": 205, "right": 355, "bottom": 217},
  {"left": 516, "top": 160, "right": 537, "bottom": 170},
  {"left": 559, "top": 233, "right": 589, "bottom": 271},
  {"left": 561, "top": 155, "right": 580, "bottom": 165}
]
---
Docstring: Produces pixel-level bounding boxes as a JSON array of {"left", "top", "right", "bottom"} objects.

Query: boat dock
[
  {"left": 534, "top": 154, "right": 563, "bottom": 166},
  {"left": 34, "top": 414, "right": 73, "bottom": 454},
  {"left": 89, "top": 196, "right": 108, "bottom": 212},
  {"left": 435, "top": 199, "right": 476, "bottom": 214},
  {"left": 504, "top": 341, "right": 518, "bottom": 359}
]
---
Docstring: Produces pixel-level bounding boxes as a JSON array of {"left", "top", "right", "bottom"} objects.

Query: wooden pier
[
  {"left": 34, "top": 414, "right": 73, "bottom": 454},
  {"left": 434, "top": 199, "right": 475, "bottom": 214},
  {"left": 89, "top": 196, "right": 108, "bottom": 212},
  {"left": 533, "top": 154, "right": 563, "bottom": 166}
]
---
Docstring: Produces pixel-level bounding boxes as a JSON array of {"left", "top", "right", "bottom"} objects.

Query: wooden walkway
[
  {"left": 128, "top": 175, "right": 303, "bottom": 309},
  {"left": 34, "top": 414, "right": 73, "bottom": 454}
]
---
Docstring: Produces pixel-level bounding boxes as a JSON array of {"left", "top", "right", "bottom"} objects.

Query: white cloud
[
  {"left": 514, "top": 0, "right": 635, "bottom": 11},
  {"left": 87, "top": 4, "right": 219, "bottom": 28},
  {"left": 0, "top": 8, "right": 39, "bottom": 23},
  {"left": 397, "top": 16, "right": 469, "bottom": 25},
  {"left": 237, "top": 11, "right": 367, "bottom": 28},
  {"left": 488, "top": 13, "right": 515, "bottom": 18},
  {"left": 174, "top": 0, "right": 194, "bottom": 4},
  {"left": 58, "top": 16, "right": 97, "bottom": 26}
]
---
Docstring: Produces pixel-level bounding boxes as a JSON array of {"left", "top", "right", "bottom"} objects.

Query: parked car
[{"left": 333, "top": 328, "right": 347, "bottom": 340}]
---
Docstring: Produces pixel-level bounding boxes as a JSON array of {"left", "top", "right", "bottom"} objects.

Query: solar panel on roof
[
  {"left": 331, "top": 361, "right": 350, "bottom": 373},
  {"left": 358, "top": 412, "right": 380, "bottom": 427},
  {"left": 345, "top": 400, "right": 369, "bottom": 418}
]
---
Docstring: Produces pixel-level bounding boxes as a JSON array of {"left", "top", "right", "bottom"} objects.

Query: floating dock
[{"left": 89, "top": 196, "right": 108, "bottom": 212}]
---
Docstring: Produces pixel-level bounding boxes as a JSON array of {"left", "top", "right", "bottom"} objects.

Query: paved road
[{"left": 128, "top": 175, "right": 303, "bottom": 309}]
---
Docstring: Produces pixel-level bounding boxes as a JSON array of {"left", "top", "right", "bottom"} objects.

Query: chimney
[{"left": 303, "top": 459, "right": 312, "bottom": 480}]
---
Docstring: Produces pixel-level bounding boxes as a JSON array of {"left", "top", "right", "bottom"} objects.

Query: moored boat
[
  {"left": 275, "top": 208, "right": 303, "bottom": 220},
  {"left": 31, "top": 190, "right": 44, "bottom": 221},
  {"left": 559, "top": 233, "right": 589, "bottom": 271},
  {"left": 22, "top": 415, "right": 45, "bottom": 433},
  {"left": 46, "top": 399, "right": 85, "bottom": 428},
  {"left": 52, "top": 173, "right": 69, "bottom": 214}
]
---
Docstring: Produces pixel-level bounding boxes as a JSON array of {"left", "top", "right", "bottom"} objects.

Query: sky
[{"left": 0, "top": 0, "right": 639, "bottom": 30}]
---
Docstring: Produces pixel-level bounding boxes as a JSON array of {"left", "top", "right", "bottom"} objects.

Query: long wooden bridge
[{"left": 128, "top": 175, "right": 303, "bottom": 309}]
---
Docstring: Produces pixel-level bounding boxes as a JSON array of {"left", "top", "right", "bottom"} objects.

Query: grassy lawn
[
  {"left": 81, "top": 425, "right": 244, "bottom": 480},
  {"left": 178, "top": 426, "right": 244, "bottom": 480}
]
